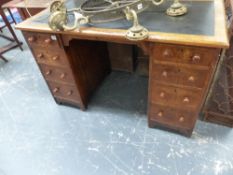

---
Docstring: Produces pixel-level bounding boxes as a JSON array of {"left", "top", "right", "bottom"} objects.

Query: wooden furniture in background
[
  {"left": 2, "top": 0, "right": 54, "bottom": 20},
  {"left": 0, "top": 0, "right": 16, "bottom": 32},
  {"left": 0, "top": 0, "right": 23, "bottom": 62},
  {"left": 16, "top": 0, "right": 228, "bottom": 136},
  {"left": 203, "top": 0, "right": 233, "bottom": 127}
]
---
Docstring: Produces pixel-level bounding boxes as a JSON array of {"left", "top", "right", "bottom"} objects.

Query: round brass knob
[
  {"left": 45, "top": 38, "right": 52, "bottom": 44},
  {"left": 160, "top": 92, "right": 165, "bottom": 98},
  {"left": 162, "top": 71, "right": 168, "bottom": 77},
  {"left": 60, "top": 73, "right": 66, "bottom": 79},
  {"left": 188, "top": 76, "right": 195, "bottom": 82},
  {"left": 183, "top": 97, "right": 190, "bottom": 103},
  {"left": 52, "top": 56, "right": 59, "bottom": 61},
  {"left": 28, "top": 36, "right": 35, "bottom": 42},
  {"left": 179, "top": 116, "right": 185, "bottom": 122},
  {"left": 37, "top": 53, "right": 43, "bottom": 59},
  {"left": 67, "top": 90, "right": 73, "bottom": 96},
  {"left": 157, "top": 111, "right": 163, "bottom": 117},
  {"left": 53, "top": 87, "right": 59, "bottom": 93},
  {"left": 192, "top": 55, "right": 201, "bottom": 63},
  {"left": 46, "top": 70, "right": 52, "bottom": 75}
]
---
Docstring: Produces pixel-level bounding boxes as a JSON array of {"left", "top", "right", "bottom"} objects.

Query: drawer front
[
  {"left": 39, "top": 64, "right": 75, "bottom": 84},
  {"left": 154, "top": 44, "right": 219, "bottom": 67},
  {"left": 152, "top": 63, "right": 178, "bottom": 85},
  {"left": 178, "top": 67, "right": 209, "bottom": 89},
  {"left": 33, "top": 48, "right": 69, "bottom": 67},
  {"left": 24, "top": 32, "right": 60, "bottom": 50},
  {"left": 154, "top": 45, "right": 179, "bottom": 63},
  {"left": 176, "top": 88, "right": 202, "bottom": 110},
  {"left": 149, "top": 104, "right": 195, "bottom": 129},
  {"left": 47, "top": 81, "right": 81, "bottom": 103},
  {"left": 151, "top": 83, "right": 202, "bottom": 110},
  {"left": 151, "top": 82, "right": 177, "bottom": 107}
]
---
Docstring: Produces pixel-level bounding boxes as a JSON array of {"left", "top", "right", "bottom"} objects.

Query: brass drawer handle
[
  {"left": 67, "top": 90, "right": 73, "bottom": 96},
  {"left": 37, "top": 53, "right": 43, "bottom": 59},
  {"left": 44, "top": 38, "right": 52, "bottom": 44},
  {"left": 52, "top": 56, "right": 59, "bottom": 61},
  {"left": 162, "top": 71, "right": 168, "bottom": 77},
  {"left": 160, "top": 92, "right": 165, "bottom": 98},
  {"left": 60, "top": 73, "right": 66, "bottom": 79},
  {"left": 188, "top": 76, "right": 195, "bottom": 82},
  {"left": 192, "top": 55, "right": 201, "bottom": 63},
  {"left": 157, "top": 111, "right": 163, "bottom": 117},
  {"left": 183, "top": 97, "right": 190, "bottom": 103},
  {"left": 179, "top": 116, "right": 185, "bottom": 122},
  {"left": 53, "top": 87, "right": 59, "bottom": 93},
  {"left": 45, "top": 70, "right": 52, "bottom": 75},
  {"left": 28, "top": 36, "right": 35, "bottom": 42}
]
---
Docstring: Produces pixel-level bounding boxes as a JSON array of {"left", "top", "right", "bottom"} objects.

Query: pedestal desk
[{"left": 16, "top": 0, "right": 229, "bottom": 136}]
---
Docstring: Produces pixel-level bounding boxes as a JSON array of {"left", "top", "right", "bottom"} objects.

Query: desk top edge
[{"left": 15, "top": 0, "right": 229, "bottom": 48}]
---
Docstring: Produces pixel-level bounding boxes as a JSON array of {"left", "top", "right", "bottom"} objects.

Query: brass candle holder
[{"left": 166, "top": 0, "right": 187, "bottom": 16}]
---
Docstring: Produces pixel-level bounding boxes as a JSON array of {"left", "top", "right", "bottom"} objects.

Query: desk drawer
[
  {"left": 154, "top": 44, "right": 219, "bottom": 67},
  {"left": 47, "top": 81, "right": 81, "bottom": 103},
  {"left": 151, "top": 82, "right": 202, "bottom": 110},
  {"left": 152, "top": 63, "right": 208, "bottom": 89},
  {"left": 39, "top": 64, "right": 75, "bottom": 84},
  {"left": 151, "top": 82, "right": 177, "bottom": 106},
  {"left": 176, "top": 88, "right": 202, "bottom": 110},
  {"left": 24, "top": 32, "right": 61, "bottom": 50},
  {"left": 33, "top": 47, "right": 69, "bottom": 67},
  {"left": 178, "top": 67, "right": 208, "bottom": 89},
  {"left": 151, "top": 63, "right": 178, "bottom": 85},
  {"left": 149, "top": 104, "right": 195, "bottom": 129}
]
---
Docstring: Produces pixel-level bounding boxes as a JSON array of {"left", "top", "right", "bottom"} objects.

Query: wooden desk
[{"left": 16, "top": 0, "right": 228, "bottom": 136}]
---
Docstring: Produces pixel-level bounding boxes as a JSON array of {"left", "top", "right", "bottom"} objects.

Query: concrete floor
[{"left": 0, "top": 26, "right": 233, "bottom": 175}]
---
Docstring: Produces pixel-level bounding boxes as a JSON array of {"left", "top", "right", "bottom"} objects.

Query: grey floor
[{"left": 0, "top": 26, "right": 233, "bottom": 175}]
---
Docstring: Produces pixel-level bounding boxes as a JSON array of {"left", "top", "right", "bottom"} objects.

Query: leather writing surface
[{"left": 33, "top": 0, "right": 214, "bottom": 36}]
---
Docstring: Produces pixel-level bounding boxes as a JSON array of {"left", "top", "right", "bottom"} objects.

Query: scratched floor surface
[{"left": 0, "top": 25, "right": 233, "bottom": 175}]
